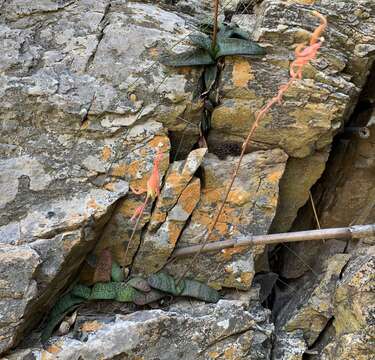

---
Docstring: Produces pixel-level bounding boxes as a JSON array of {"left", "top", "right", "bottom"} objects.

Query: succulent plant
[{"left": 160, "top": 23, "right": 266, "bottom": 68}]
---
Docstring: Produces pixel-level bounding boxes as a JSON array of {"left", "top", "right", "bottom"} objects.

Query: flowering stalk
[
  {"left": 124, "top": 148, "right": 163, "bottom": 262},
  {"left": 176, "top": 11, "right": 327, "bottom": 283}
]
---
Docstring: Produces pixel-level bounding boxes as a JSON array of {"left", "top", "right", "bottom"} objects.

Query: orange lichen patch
[
  {"left": 167, "top": 222, "right": 182, "bottom": 246},
  {"left": 224, "top": 265, "right": 234, "bottom": 274},
  {"left": 129, "top": 176, "right": 149, "bottom": 192},
  {"left": 216, "top": 207, "right": 239, "bottom": 224},
  {"left": 218, "top": 245, "right": 248, "bottom": 261},
  {"left": 193, "top": 211, "right": 228, "bottom": 237},
  {"left": 101, "top": 146, "right": 112, "bottom": 161},
  {"left": 104, "top": 182, "right": 115, "bottom": 191},
  {"left": 240, "top": 272, "right": 253, "bottom": 285},
  {"left": 227, "top": 188, "right": 252, "bottom": 205},
  {"left": 176, "top": 66, "right": 193, "bottom": 75},
  {"left": 146, "top": 135, "right": 170, "bottom": 150},
  {"left": 87, "top": 198, "right": 99, "bottom": 210},
  {"left": 163, "top": 171, "right": 187, "bottom": 192},
  {"left": 63, "top": 235, "right": 80, "bottom": 252},
  {"left": 148, "top": 47, "right": 159, "bottom": 58},
  {"left": 232, "top": 58, "right": 254, "bottom": 87},
  {"left": 80, "top": 320, "right": 103, "bottom": 332},
  {"left": 179, "top": 179, "right": 201, "bottom": 214},
  {"left": 267, "top": 169, "right": 284, "bottom": 183},
  {"left": 208, "top": 352, "right": 220, "bottom": 359},
  {"left": 45, "top": 344, "right": 62, "bottom": 354},
  {"left": 269, "top": 194, "right": 278, "bottom": 208},
  {"left": 110, "top": 164, "right": 127, "bottom": 177},
  {"left": 150, "top": 210, "right": 166, "bottom": 224},
  {"left": 288, "top": 0, "right": 315, "bottom": 4},
  {"left": 118, "top": 199, "right": 138, "bottom": 217},
  {"left": 80, "top": 121, "right": 89, "bottom": 130},
  {"left": 42, "top": 351, "right": 56, "bottom": 360},
  {"left": 202, "top": 188, "right": 224, "bottom": 203},
  {"left": 224, "top": 346, "right": 236, "bottom": 359}
]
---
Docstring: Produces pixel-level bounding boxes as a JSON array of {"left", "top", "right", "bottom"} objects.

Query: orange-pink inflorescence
[
  {"left": 125, "top": 148, "right": 164, "bottom": 261},
  {"left": 130, "top": 148, "right": 163, "bottom": 223},
  {"left": 255, "top": 11, "right": 327, "bottom": 124}
]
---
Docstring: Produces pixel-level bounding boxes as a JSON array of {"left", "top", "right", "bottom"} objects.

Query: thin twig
[{"left": 309, "top": 190, "right": 321, "bottom": 230}]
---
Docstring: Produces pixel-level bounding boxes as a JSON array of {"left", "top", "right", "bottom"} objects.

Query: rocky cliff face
[{"left": 0, "top": 0, "right": 374, "bottom": 358}]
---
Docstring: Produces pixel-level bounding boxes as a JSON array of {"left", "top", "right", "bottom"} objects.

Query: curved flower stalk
[
  {"left": 176, "top": 11, "right": 328, "bottom": 283},
  {"left": 124, "top": 148, "right": 164, "bottom": 262}
]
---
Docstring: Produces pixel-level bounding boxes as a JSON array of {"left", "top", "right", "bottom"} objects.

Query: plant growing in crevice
[
  {"left": 161, "top": 21, "right": 266, "bottom": 138},
  {"left": 176, "top": 11, "right": 328, "bottom": 283}
]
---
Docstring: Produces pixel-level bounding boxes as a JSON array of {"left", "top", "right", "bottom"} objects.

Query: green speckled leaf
[
  {"left": 111, "top": 261, "right": 124, "bottom": 282},
  {"left": 133, "top": 289, "right": 165, "bottom": 306},
  {"left": 148, "top": 273, "right": 185, "bottom": 296},
  {"left": 216, "top": 38, "right": 266, "bottom": 58},
  {"left": 71, "top": 284, "right": 92, "bottom": 300},
  {"left": 90, "top": 282, "right": 118, "bottom": 300},
  {"left": 160, "top": 49, "right": 215, "bottom": 67},
  {"left": 127, "top": 277, "right": 151, "bottom": 292},
  {"left": 181, "top": 279, "right": 219, "bottom": 303},
  {"left": 115, "top": 283, "right": 138, "bottom": 302},
  {"left": 42, "top": 294, "right": 83, "bottom": 343}
]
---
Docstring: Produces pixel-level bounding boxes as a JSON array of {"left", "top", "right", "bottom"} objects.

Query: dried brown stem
[
  {"left": 211, "top": 0, "right": 220, "bottom": 51},
  {"left": 172, "top": 224, "right": 375, "bottom": 257}
]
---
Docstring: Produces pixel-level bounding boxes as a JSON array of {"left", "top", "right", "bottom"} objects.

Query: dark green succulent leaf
[
  {"left": 189, "top": 33, "right": 212, "bottom": 52},
  {"left": 217, "top": 26, "right": 234, "bottom": 40},
  {"left": 111, "top": 261, "right": 124, "bottom": 282},
  {"left": 230, "top": 28, "right": 251, "bottom": 40},
  {"left": 42, "top": 294, "right": 84, "bottom": 343},
  {"left": 160, "top": 48, "right": 215, "bottom": 67},
  {"left": 115, "top": 283, "right": 138, "bottom": 302},
  {"left": 127, "top": 277, "right": 151, "bottom": 292},
  {"left": 71, "top": 284, "right": 92, "bottom": 300},
  {"left": 90, "top": 282, "right": 118, "bottom": 300},
  {"left": 204, "top": 64, "right": 218, "bottom": 92},
  {"left": 133, "top": 289, "right": 165, "bottom": 306},
  {"left": 198, "top": 21, "right": 213, "bottom": 34},
  {"left": 181, "top": 279, "right": 219, "bottom": 303},
  {"left": 216, "top": 38, "right": 266, "bottom": 58},
  {"left": 148, "top": 272, "right": 185, "bottom": 296}
]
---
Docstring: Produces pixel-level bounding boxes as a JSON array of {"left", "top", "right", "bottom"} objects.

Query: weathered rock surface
[
  {"left": 6, "top": 300, "right": 274, "bottom": 360},
  {"left": 210, "top": 0, "right": 375, "bottom": 232},
  {"left": 277, "top": 96, "right": 375, "bottom": 280},
  {"left": 272, "top": 330, "right": 307, "bottom": 360},
  {"left": 131, "top": 148, "right": 206, "bottom": 275},
  {"left": 166, "top": 149, "right": 287, "bottom": 290},
  {"left": 275, "top": 254, "right": 350, "bottom": 346},
  {"left": 0, "top": 0, "right": 208, "bottom": 352},
  {"left": 1, "top": 0, "right": 375, "bottom": 357},
  {"left": 133, "top": 177, "right": 201, "bottom": 275},
  {"left": 322, "top": 246, "right": 375, "bottom": 359}
]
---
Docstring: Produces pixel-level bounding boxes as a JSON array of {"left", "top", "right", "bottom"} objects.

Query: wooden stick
[{"left": 171, "top": 224, "right": 375, "bottom": 258}]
